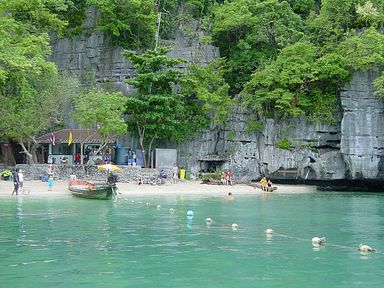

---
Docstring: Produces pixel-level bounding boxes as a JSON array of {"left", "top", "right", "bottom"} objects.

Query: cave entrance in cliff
[
  {"left": 198, "top": 154, "right": 228, "bottom": 173},
  {"left": 303, "top": 166, "right": 316, "bottom": 180}
]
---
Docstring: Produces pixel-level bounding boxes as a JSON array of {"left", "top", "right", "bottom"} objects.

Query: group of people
[
  {"left": 138, "top": 165, "right": 180, "bottom": 185},
  {"left": 221, "top": 171, "right": 233, "bottom": 185},
  {"left": 259, "top": 176, "right": 273, "bottom": 191},
  {"left": 11, "top": 168, "right": 24, "bottom": 195}
]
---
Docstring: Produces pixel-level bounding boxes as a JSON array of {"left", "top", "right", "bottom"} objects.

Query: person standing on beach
[
  {"left": 105, "top": 152, "right": 112, "bottom": 164},
  {"left": 172, "top": 165, "right": 179, "bottom": 184},
  {"left": 12, "top": 169, "right": 19, "bottom": 195},
  {"left": 225, "top": 171, "right": 233, "bottom": 185},
  {"left": 48, "top": 175, "right": 54, "bottom": 191},
  {"left": 47, "top": 164, "right": 55, "bottom": 178},
  {"left": 18, "top": 169, "right": 24, "bottom": 194}
]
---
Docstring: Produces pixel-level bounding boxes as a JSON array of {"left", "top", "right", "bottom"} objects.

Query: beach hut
[{"left": 36, "top": 129, "right": 116, "bottom": 164}]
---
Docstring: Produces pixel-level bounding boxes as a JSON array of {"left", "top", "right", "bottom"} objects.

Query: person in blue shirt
[{"left": 48, "top": 175, "right": 54, "bottom": 191}]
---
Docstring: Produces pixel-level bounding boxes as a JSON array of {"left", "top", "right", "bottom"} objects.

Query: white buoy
[
  {"left": 312, "top": 237, "right": 326, "bottom": 245},
  {"left": 206, "top": 217, "right": 213, "bottom": 225},
  {"left": 146, "top": 202, "right": 151, "bottom": 207},
  {"left": 169, "top": 208, "right": 175, "bottom": 214},
  {"left": 156, "top": 205, "right": 161, "bottom": 210},
  {"left": 231, "top": 223, "right": 239, "bottom": 230},
  {"left": 265, "top": 228, "right": 274, "bottom": 235},
  {"left": 358, "top": 244, "right": 375, "bottom": 252}
]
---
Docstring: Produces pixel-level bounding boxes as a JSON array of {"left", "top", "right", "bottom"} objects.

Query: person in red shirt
[
  {"left": 74, "top": 153, "right": 81, "bottom": 165},
  {"left": 225, "top": 171, "right": 233, "bottom": 185}
]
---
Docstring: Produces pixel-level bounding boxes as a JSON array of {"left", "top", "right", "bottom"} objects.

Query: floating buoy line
[{"left": 120, "top": 198, "right": 382, "bottom": 256}]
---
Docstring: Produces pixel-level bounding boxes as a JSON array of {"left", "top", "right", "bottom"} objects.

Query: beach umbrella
[{"left": 98, "top": 164, "right": 121, "bottom": 173}]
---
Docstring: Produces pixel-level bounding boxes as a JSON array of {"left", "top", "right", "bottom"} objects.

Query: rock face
[
  {"left": 176, "top": 109, "right": 346, "bottom": 181},
  {"left": 49, "top": 8, "right": 384, "bottom": 185},
  {"left": 176, "top": 71, "right": 384, "bottom": 183},
  {"left": 49, "top": 8, "right": 219, "bottom": 94},
  {"left": 340, "top": 71, "right": 384, "bottom": 180}
]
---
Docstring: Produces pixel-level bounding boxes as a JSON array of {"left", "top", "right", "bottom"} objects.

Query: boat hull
[{"left": 69, "top": 183, "right": 115, "bottom": 200}]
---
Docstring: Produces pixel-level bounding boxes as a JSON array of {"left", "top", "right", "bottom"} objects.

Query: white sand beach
[{"left": 1, "top": 179, "right": 317, "bottom": 197}]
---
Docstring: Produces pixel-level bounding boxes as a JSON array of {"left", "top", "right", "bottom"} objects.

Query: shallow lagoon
[{"left": 0, "top": 192, "right": 383, "bottom": 287}]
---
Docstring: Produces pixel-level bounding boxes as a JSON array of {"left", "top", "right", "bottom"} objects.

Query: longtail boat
[{"left": 68, "top": 179, "right": 117, "bottom": 200}]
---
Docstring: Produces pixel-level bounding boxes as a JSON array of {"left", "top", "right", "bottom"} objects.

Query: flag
[
  {"left": 50, "top": 132, "right": 56, "bottom": 146},
  {"left": 68, "top": 131, "right": 73, "bottom": 146}
]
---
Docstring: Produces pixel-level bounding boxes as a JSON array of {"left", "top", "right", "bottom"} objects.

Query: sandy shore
[{"left": 1, "top": 179, "right": 317, "bottom": 198}]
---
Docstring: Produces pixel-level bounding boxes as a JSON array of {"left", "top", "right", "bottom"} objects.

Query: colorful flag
[
  {"left": 68, "top": 131, "right": 73, "bottom": 146},
  {"left": 50, "top": 132, "right": 56, "bottom": 146}
]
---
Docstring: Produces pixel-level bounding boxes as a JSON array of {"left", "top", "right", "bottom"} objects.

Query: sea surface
[{"left": 0, "top": 191, "right": 383, "bottom": 287}]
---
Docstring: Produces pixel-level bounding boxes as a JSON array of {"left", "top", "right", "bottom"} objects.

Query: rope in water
[{"left": 122, "top": 198, "right": 382, "bottom": 255}]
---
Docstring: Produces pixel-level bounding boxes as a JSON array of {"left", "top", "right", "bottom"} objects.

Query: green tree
[
  {"left": 356, "top": 0, "right": 382, "bottom": 27},
  {"left": 0, "top": 71, "right": 81, "bottom": 163},
  {"left": 0, "top": 0, "right": 70, "bottom": 163},
  {"left": 1, "top": 0, "right": 69, "bottom": 34},
  {"left": 284, "top": 0, "right": 317, "bottom": 18},
  {"left": 242, "top": 41, "right": 350, "bottom": 121},
  {"left": 242, "top": 25, "right": 384, "bottom": 121},
  {"left": 87, "top": 0, "right": 156, "bottom": 49},
  {"left": 123, "top": 48, "right": 198, "bottom": 167},
  {"left": 212, "top": 0, "right": 304, "bottom": 94},
  {"left": 72, "top": 89, "right": 128, "bottom": 164},
  {"left": 182, "top": 58, "right": 232, "bottom": 126},
  {"left": 339, "top": 27, "right": 384, "bottom": 71},
  {"left": 308, "top": 0, "right": 384, "bottom": 49}
]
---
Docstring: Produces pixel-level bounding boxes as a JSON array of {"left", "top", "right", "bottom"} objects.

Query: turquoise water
[{"left": 0, "top": 192, "right": 383, "bottom": 288}]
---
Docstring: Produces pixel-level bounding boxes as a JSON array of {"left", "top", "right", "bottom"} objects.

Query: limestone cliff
[
  {"left": 49, "top": 8, "right": 384, "bottom": 188},
  {"left": 176, "top": 71, "right": 384, "bottom": 186}
]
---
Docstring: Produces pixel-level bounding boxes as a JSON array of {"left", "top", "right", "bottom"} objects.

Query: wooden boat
[
  {"left": 249, "top": 182, "right": 277, "bottom": 192},
  {"left": 68, "top": 179, "right": 116, "bottom": 200}
]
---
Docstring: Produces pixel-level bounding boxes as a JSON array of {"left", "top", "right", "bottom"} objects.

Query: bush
[{"left": 276, "top": 138, "right": 292, "bottom": 150}]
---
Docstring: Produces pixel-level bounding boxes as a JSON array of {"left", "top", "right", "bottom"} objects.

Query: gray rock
[{"left": 47, "top": 8, "right": 384, "bottom": 182}]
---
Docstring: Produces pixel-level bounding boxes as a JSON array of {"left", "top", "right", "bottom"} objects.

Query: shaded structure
[
  {"left": 198, "top": 154, "right": 228, "bottom": 173},
  {"left": 36, "top": 129, "right": 115, "bottom": 164}
]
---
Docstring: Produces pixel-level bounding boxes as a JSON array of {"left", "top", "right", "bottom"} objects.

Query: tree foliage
[
  {"left": 211, "top": 0, "right": 305, "bottom": 94},
  {"left": 87, "top": 0, "right": 157, "bottom": 49},
  {"left": 237, "top": 0, "right": 384, "bottom": 121},
  {"left": 123, "top": 48, "right": 195, "bottom": 167},
  {"left": 72, "top": 89, "right": 128, "bottom": 161},
  {"left": 0, "top": 0, "right": 72, "bottom": 163},
  {"left": 242, "top": 40, "right": 351, "bottom": 121},
  {"left": 123, "top": 47, "right": 233, "bottom": 166},
  {"left": 182, "top": 59, "right": 232, "bottom": 125},
  {"left": 4, "top": 0, "right": 384, "bottom": 162}
]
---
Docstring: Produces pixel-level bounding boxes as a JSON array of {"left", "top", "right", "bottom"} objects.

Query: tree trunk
[
  {"left": 31, "top": 145, "right": 38, "bottom": 163},
  {"left": 1, "top": 144, "right": 16, "bottom": 165},
  {"left": 137, "top": 124, "right": 146, "bottom": 167},
  {"left": 147, "top": 136, "right": 156, "bottom": 168},
  {"left": 18, "top": 141, "right": 34, "bottom": 164},
  {"left": 139, "top": 141, "right": 146, "bottom": 168}
]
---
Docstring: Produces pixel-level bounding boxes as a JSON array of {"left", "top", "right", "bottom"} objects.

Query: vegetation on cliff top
[
  {"left": 62, "top": 0, "right": 384, "bottom": 120},
  {"left": 2, "top": 0, "right": 384, "bottom": 163}
]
